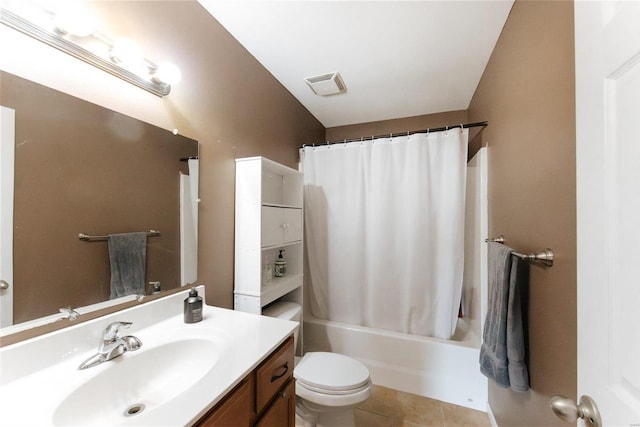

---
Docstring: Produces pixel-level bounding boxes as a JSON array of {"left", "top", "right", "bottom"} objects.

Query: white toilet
[{"left": 262, "top": 302, "right": 373, "bottom": 427}]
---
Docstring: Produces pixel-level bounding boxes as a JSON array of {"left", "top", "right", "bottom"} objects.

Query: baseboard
[{"left": 487, "top": 402, "right": 498, "bottom": 427}]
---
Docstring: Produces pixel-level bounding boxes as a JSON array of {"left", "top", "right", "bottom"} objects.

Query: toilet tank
[{"left": 262, "top": 302, "right": 301, "bottom": 348}]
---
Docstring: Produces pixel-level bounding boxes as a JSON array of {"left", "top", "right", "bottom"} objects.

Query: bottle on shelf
[{"left": 274, "top": 249, "right": 287, "bottom": 277}]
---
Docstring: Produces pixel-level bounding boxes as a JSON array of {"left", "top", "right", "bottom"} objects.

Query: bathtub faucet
[{"left": 78, "top": 321, "right": 142, "bottom": 370}]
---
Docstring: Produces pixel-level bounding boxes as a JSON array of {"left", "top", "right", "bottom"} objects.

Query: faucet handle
[{"left": 103, "top": 321, "right": 132, "bottom": 341}]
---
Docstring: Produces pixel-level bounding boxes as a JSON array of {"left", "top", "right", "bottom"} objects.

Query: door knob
[
  {"left": 0, "top": 280, "right": 9, "bottom": 290},
  {"left": 550, "top": 395, "right": 601, "bottom": 427}
]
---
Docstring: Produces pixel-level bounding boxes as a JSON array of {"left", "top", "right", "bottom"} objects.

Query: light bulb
[
  {"left": 53, "top": 10, "right": 94, "bottom": 37},
  {"left": 153, "top": 62, "right": 182, "bottom": 85},
  {"left": 110, "top": 38, "right": 144, "bottom": 67}
]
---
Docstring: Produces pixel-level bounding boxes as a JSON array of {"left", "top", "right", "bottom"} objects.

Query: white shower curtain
[{"left": 301, "top": 129, "right": 468, "bottom": 339}]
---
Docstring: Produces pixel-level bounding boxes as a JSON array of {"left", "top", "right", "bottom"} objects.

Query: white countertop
[{"left": 0, "top": 286, "right": 297, "bottom": 426}]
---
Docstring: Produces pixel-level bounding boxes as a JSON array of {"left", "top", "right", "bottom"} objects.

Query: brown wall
[
  {"left": 1, "top": 72, "right": 198, "bottom": 322},
  {"left": 326, "top": 110, "right": 468, "bottom": 141},
  {"left": 1, "top": 1, "right": 325, "bottom": 323},
  {"left": 175, "top": 3, "right": 326, "bottom": 308},
  {"left": 467, "top": 1, "right": 576, "bottom": 425},
  {"left": 3, "top": 9, "right": 579, "bottom": 424}
]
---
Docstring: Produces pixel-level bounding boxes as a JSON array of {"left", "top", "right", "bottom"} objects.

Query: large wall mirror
[{"left": 0, "top": 71, "right": 199, "bottom": 334}]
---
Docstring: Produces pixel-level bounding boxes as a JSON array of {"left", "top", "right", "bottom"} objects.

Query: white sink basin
[
  {"left": 53, "top": 338, "right": 222, "bottom": 426},
  {"left": 0, "top": 287, "right": 297, "bottom": 427}
]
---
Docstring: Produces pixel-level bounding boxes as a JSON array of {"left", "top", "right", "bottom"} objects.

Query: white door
[
  {"left": 575, "top": 1, "right": 640, "bottom": 424},
  {"left": 0, "top": 106, "right": 15, "bottom": 327}
]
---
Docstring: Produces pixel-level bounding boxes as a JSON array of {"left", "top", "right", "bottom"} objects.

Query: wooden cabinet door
[
  {"left": 255, "top": 379, "right": 295, "bottom": 427},
  {"left": 195, "top": 376, "right": 255, "bottom": 427}
]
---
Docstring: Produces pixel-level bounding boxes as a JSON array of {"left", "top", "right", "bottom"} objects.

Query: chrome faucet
[
  {"left": 59, "top": 307, "right": 80, "bottom": 321},
  {"left": 78, "top": 321, "right": 142, "bottom": 370}
]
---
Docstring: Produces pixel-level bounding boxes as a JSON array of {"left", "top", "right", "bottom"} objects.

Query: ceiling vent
[{"left": 305, "top": 72, "right": 347, "bottom": 96}]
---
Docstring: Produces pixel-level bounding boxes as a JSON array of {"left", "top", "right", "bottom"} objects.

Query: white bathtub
[
  {"left": 301, "top": 149, "right": 488, "bottom": 412},
  {"left": 303, "top": 315, "right": 488, "bottom": 411}
]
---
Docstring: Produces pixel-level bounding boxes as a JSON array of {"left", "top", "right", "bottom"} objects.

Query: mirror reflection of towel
[{"left": 108, "top": 232, "right": 147, "bottom": 299}]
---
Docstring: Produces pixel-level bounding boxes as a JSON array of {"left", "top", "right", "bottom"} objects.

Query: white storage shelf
[{"left": 234, "top": 156, "right": 304, "bottom": 318}]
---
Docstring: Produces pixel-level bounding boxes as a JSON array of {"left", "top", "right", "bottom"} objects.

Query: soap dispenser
[
  {"left": 184, "top": 287, "right": 203, "bottom": 323},
  {"left": 274, "top": 249, "right": 287, "bottom": 277}
]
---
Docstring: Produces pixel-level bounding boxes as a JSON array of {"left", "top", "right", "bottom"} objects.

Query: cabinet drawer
[{"left": 255, "top": 336, "right": 294, "bottom": 415}]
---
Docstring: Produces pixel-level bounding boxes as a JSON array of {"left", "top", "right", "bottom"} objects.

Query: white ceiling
[{"left": 198, "top": 1, "right": 514, "bottom": 128}]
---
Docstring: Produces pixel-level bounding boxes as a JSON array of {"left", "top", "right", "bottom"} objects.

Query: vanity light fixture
[
  {"left": 52, "top": 9, "right": 94, "bottom": 37},
  {"left": 0, "top": 6, "right": 181, "bottom": 97}
]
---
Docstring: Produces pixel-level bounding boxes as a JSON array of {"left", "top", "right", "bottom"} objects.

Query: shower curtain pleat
[{"left": 301, "top": 129, "right": 468, "bottom": 339}]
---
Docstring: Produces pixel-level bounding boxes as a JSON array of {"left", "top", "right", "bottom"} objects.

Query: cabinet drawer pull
[{"left": 270, "top": 362, "right": 289, "bottom": 383}]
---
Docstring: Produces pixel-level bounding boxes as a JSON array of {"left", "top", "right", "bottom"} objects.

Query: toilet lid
[{"left": 294, "top": 352, "right": 370, "bottom": 392}]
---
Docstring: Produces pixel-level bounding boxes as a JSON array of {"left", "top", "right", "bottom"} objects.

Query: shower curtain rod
[{"left": 300, "top": 121, "right": 487, "bottom": 149}]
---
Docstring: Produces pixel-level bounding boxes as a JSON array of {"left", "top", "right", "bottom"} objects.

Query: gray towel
[
  {"left": 479, "top": 242, "right": 530, "bottom": 392},
  {"left": 108, "top": 232, "right": 147, "bottom": 299}
]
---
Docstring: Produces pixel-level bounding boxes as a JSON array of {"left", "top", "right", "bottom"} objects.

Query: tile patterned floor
[{"left": 354, "top": 385, "right": 491, "bottom": 427}]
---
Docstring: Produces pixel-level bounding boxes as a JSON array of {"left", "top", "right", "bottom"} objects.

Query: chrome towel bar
[
  {"left": 485, "top": 235, "right": 554, "bottom": 267},
  {"left": 78, "top": 230, "right": 160, "bottom": 242}
]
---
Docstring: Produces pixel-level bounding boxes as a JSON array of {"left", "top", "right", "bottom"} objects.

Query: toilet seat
[
  {"left": 294, "top": 352, "right": 372, "bottom": 400},
  {"left": 296, "top": 379, "right": 372, "bottom": 409},
  {"left": 297, "top": 376, "right": 372, "bottom": 396}
]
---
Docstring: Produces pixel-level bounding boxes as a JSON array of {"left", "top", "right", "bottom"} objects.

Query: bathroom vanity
[
  {"left": 195, "top": 336, "right": 295, "bottom": 426},
  {"left": 0, "top": 286, "right": 297, "bottom": 426}
]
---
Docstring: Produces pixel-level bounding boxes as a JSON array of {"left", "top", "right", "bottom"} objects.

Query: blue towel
[
  {"left": 479, "top": 242, "right": 530, "bottom": 392},
  {"left": 108, "top": 232, "right": 147, "bottom": 299}
]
